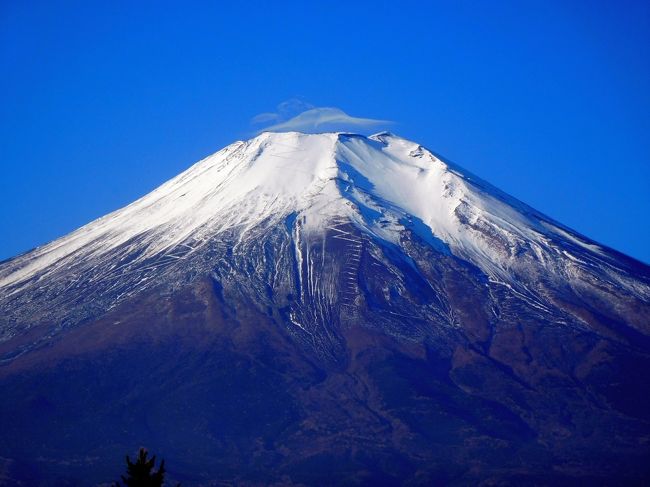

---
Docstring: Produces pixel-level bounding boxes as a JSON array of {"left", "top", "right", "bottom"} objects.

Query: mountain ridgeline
[{"left": 0, "top": 132, "right": 649, "bottom": 485}]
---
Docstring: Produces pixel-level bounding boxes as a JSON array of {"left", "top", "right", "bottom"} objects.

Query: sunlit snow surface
[{"left": 0, "top": 132, "right": 648, "bottom": 350}]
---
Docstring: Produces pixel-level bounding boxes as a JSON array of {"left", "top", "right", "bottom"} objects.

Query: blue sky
[{"left": 1, "top": 1, "right": 649, "bottom": 262}]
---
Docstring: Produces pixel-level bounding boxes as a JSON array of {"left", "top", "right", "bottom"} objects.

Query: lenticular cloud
[{"left": 254, "top": 106, "right": 391, "bottom": 134}]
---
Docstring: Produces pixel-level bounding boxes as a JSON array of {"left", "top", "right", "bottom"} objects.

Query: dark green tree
[{"left": 116, "top": 448, "right": 167, "bottom": 487}]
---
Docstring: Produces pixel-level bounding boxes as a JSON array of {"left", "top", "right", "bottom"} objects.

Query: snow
[{"left": 0, "top": 131, "right": 641, "bottom": 298}]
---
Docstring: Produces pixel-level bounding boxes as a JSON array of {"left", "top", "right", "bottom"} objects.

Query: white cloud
[
  {"left": 251, "top": 112, "right": 280, "bottom": 124},
  {"left": 251, "top": 99, "right": 391, "bottom": 134}
]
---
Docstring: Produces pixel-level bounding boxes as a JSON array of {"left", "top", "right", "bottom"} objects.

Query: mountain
[{"left": 0, "top": 131, "right": 649, "bottom": 485}]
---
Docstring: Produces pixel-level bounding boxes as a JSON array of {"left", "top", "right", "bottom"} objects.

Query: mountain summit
[{"left": 1, "top": 132, "right": 649, "bottom": 484}]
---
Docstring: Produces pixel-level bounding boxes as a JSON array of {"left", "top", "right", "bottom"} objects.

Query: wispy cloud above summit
[
  {"left": 251, "top": 98, "right": 315, "bottom": 125},
  {"left": 252, "top": 98, "right": 391, "bottom": 134}
]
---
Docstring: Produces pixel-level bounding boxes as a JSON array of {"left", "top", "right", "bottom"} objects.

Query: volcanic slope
[{"left": 0, "top": 132, "right": 649, "bottom": 485}]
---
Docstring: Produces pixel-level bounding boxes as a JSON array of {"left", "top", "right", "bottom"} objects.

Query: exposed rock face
[{"left": 0, "top": 132, "right": 649, "bottom": 485}]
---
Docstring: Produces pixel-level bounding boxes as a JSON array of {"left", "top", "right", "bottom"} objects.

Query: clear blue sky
[{"left": 1, "top": 1, "right": 649, "bottom": 263}]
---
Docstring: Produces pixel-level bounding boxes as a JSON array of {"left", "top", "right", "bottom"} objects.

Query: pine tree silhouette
[{"left": 115, "top": 448, "right": 171, "bottom": 487}]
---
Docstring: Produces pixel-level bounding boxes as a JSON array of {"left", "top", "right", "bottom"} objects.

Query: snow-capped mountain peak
[
  {"left": 0, "top": 131, "right": 642, "bottom": 290},
  {"left": 1, "top": 131, "right": 648, "bottom": 344},
  {"left": 2, "top": 132, "right": 649, "bottom": 485}
]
